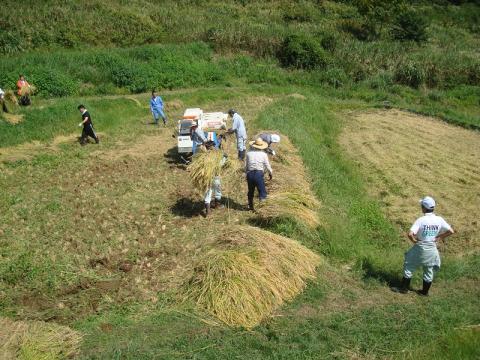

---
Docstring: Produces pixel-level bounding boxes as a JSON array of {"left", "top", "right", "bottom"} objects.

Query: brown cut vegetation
[
  {"left": 256, "top": 134, "right": 321, "bottom": 227},
  {"left": 0, "top": 317, "right": 82, "bottom": 360},
  {"left": 340, "top": 109, "right": 480, "bottom": 254},
  {"left": 183, "top": 225, "right": 322, "bottom": 328}
]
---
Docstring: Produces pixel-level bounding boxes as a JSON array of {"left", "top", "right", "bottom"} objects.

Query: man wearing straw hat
[
  {"left": 227, "top": 109, "right": 247, "bottom": 160},
  {"left": 245, "top": 138, "right": 273, "bottom": 211},
  {"left": 392, "top": 196, "right": 454, "bottom": 296}
]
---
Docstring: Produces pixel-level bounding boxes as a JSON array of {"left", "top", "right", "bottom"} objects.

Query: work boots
[
  {"left": 248, "top": 197, "right": 254, "bottom": 211},
  {"left": 417, "top": 280, "right": 432, "bottom": 296},
  {"left": 212, "top": 199, "right": 224, "bottom": 209},
  {"left": 205, "top": 203, "right": 211, "bottom": 217},
  {"left": 391, "top": 277, "right": 411, "bottom": 294}
]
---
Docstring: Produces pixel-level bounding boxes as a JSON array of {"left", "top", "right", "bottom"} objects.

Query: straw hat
[{"left": 249, "top": 137, "right": 268, "bottom": 150}]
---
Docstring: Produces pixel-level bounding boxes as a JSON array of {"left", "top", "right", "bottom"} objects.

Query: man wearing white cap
[
  {"left": 258, "top": 133, "right": 281, "bottom": 156},
  {"left": 393, "top": 196, "right": 454, "bottom": 296}
]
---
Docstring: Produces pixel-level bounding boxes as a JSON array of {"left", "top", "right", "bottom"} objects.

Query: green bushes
[
  {"left": 0, "top": 43, "right": 230, "bottom": 96},
  {"left": 30, "top": 69, "right": 80, "bottom": 97},
  {"left": 391, "top": 8, "right": 428, "bottom": 42},
  {"left": 394, "top": 61, "right": 425, "bottom": 88},
  {"left": 277, "top": 34, "right": 329, "bottom": 70}
]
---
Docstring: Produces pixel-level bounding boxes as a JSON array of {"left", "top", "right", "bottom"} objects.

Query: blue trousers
[
  {"left": 152, "top": 108, "right": 167, "bottom": 125},
  {"left": 247, "top": 170, "right": 267, "bottom": 209}
]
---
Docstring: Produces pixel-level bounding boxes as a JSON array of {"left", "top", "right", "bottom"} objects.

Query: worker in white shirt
[
  {"left": 227, "top": 109, "right": 247, "bottom": 160},
  {"left": 392, "top": 196, "right": 454, "bottom": 296},
  {"left": 245, "top": 138, "right": 273, "bottom": 211}
]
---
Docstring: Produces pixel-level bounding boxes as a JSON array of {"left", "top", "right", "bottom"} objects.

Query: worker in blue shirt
[
  {"left": 190, "top": 121, "right": 207, "bottom": 155},
  {"left": 150, "top": 90, "right": 167, "bottom": 126}
]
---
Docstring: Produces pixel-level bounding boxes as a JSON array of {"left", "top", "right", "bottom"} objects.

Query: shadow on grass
[
  {"left": 163, "top": 146, "right": 191, "bottom": 165},
  {"left": 360, "top": 257, "right": 400, "bottom": 287},
  {"left": 171, "top": 196, "right": 245, "bottom": 218}
]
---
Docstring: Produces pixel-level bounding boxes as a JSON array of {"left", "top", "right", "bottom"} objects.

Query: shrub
[
  {"left": 366, "top": 71, "right": 394, "bottom": 90},
  {"left": 30, "top": 69, "right": 79, "bottom": 97},
  {"left": 394, "top": 61, "right": 425, "bottom": 88},
  {"left": 320, "top": 34, "right": 337, "bottom": 52},
  {"left": 391, "top": 8, "right": 428, "bottom": 42},
  {"left": 339, "top": 18, "right": 378, "bottom": 41},
  {"left": 277, "top": 34, "right": 329, "bottom": 70},
  {"left": 0, "top": 31, "right": 24, "bottom": 54}
]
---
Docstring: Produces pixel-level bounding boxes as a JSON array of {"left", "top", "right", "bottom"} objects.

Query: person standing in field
[
  {"left": 150, "top": 90, "right": 167, "bottom": 126},
  {"left": 245, "top": 138, "right": 273, "bottom": 211},
  {"left": 227, "top": 109, "right": 247, "bottom": 160},
  {"left": 203, "top": 142, "right": 227, "bottom": 216},
  {"left": 16, "top": 75, "right": 30, "bottom": 96},
  {"left": 16, "top": 74, "right": 32, "bottom": 106},
  {"left": 392, "top": 196, "right": 454, "bottom": 296},
  {"left": 190, "top": 121, "right": 207, "bottom": 155},
  {"left": 78, "top": 104, "right": 99, "bottom": 145}
]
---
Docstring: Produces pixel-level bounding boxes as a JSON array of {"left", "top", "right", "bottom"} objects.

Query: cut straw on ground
[
  {"left": 0, "top": 317, "right": 82, "bottom": 360},
  {"left": 256, "top": 191, "right": 321, "bottom": 228},
  {"left": 183, "top": 225, "right": 321, "bottom": 328}
]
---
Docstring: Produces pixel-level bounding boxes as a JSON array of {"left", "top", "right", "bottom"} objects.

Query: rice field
[
  {"left": 340, "top": 109, "right": 480, "bottom": 255},
  {"left": 1, "top": 89, "right": 479, "bottom": 359}
]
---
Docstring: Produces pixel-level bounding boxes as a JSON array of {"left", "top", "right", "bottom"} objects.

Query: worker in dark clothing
[{"left": 78, "top": 104, "right": 99, "bottom": 145}]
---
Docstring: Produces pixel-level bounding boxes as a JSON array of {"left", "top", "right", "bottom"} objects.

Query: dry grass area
[
  {"left": 0, "top": 95, "right": 294, "bottom": 323},
  {"left": 256, "top": 134, "right": 321, "bottom": 227},
  {"left": 0, "top": 133, "right": 88, "bottom": 162},
  {"left": 2, "top": 113, "right": 24, "bottom": 124},
  {"left": 340, "top": 109, "right": 480, "bottom": 254},
  {"left": 0, "top": 317, "right": 82, "bottom": 359}
]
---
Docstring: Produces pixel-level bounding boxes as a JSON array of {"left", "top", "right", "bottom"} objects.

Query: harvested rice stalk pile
[
  {"left": 256, "top": 191, "right": 320, "bottom": 228},
  {"left": 3, "top": 90, "right": 18, "bottom": 113},
  {"left": 183, "top": 225, "right": 321, "bottom": 328},
  {"left": 256, "top": 134, "right": 321, "bottom": 228},
  {"left": 189, "top": 149, "right": 226, "bottom": 190},
  {"left": 0, "top": 317, "right": 82, "bottom": 360},
  {"left": 189, "top": 149, "right": 241, "bottom": 191},
  {"left": 19, "top": 84, "right": 36, "bottom": 96}
]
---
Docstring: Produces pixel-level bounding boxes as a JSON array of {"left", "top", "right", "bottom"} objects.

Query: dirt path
[{"left": 340, "top": 109, "right": 480, "bottom": 254}]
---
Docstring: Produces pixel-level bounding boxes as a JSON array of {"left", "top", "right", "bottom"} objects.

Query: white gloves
[{"left": 78, "top": 122, "right": 83, "bottom": 127}]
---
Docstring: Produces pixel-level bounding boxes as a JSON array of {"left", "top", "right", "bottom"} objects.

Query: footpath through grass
[{"left": 1, "top": 87, "right": 479, "bottom": 359}]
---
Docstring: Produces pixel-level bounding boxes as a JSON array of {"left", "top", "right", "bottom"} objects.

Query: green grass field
[{"left": 1, "top": 1, "right": 479, "bottom": 359}]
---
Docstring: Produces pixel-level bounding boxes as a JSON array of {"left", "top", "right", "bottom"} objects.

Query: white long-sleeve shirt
[
  {"left": 231, "top": 113, "right": 247, "bottom": 138},
  {"left": 246, "top": 150, "right": 272, "bottom": 175}
]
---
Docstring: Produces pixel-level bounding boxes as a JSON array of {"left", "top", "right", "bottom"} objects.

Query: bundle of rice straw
[
  {"left": 256, "top": 191, "right": 321, "bottom": 228},
  {"left": 189, "top": 149, "right": 232, "bottom": 190},
  {"left": 19, "top": 84, "right": 36, "bottom": 97},
  {"left": 183, "top": 225, "right": 321, "bottom": 328},
  {"left": 3, "top": 90, "right": 19, "bottom": 113},
  {"left": 0, "top": 317, "right": 82, "bottom": 359}
]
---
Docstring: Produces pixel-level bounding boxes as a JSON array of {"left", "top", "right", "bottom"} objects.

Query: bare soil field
[{"left": 340, "top": 109, "right": 480, "bottom": 255}]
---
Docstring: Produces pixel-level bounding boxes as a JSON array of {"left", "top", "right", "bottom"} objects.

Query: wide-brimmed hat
[{"left": 249, "top": 137, "right": 268, "bottom": 150}]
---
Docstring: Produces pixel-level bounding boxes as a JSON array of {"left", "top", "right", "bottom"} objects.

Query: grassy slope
[{"left": 1, "top": 86, "right": 478, "bottom": 359}]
